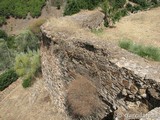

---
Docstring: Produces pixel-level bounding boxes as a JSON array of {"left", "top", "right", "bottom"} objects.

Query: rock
[
  {"left": 147, "top": 88, "right": 159, "bottom": 99},
  {"left": 130, "top": 84, "right": 138, "bottom": 94},
  {"left": 129, "top": 95, "right": 135, "bottom": 99},
  {"left": 139, "top": 89, "right": 147, "bottom": 98},
  {"left": 140, "top": 107, "right": 160, "bottom": 120},
  {"left": 122, "top": 88, "right": 128, "bottom": 96},
  {"left": 122, "top": 80, "right": 130, "bottom": 89}
]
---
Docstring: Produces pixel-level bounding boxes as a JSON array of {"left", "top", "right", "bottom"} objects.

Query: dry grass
[
  {"left": 101, "top": 7, "right": 160, "bottom": 47},
  {"left": 67, "top": 75, "right": 101, "bottom": 117},
  {"left": 29, "top": 18, "right": 46, "bottom": 34}
]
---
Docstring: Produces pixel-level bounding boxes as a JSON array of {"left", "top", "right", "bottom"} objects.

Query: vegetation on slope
[
  {"left": 14, "top": 50, "right": 41, "bottom": 88},
  {"left": 0, "top": 29, "right": 41, "bottom": 89},
  {"left": 64, "top": 0, "right": 160, "bottom": 27},
  {"left": 0, "top": 69, "right": 18, "bottom": 91},
  {"left": 119, "top": 40, "right": 160, "bottom": 61},
  {"left": 0, "top": 0, "right": 45, "bottom": 18}
]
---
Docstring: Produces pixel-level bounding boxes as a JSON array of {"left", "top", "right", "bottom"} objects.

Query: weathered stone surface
[{"left": 140, "top": 107, "right": 160, "bottom": 120}]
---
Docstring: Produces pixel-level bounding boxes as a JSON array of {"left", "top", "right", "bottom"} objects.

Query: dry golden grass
[
  {"left": 29, "top": 18, "right": 46, "bottom": 34},
  {"left": 67, "top": 75, "right": 101, "bottom": 117},
  {"left": 101, "top": 7, "right": 160, "bottom": 47}
]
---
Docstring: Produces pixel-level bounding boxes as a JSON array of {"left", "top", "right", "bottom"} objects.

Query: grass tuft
[{"left": 119, "top": 40, "right": 160, "bottom": 61}]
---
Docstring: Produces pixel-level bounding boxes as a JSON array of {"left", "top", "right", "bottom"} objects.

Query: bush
[
  {"left": 64, "top": 0, "right": 80, "bottom": 15},
  {"left": 0, "top": 0, "right": 45, "bottom": 18},
  {"left": 22, "top": 78, "right": 32, "bottom": 88},
  {"left": 15, "top": 30, "right": 39, "bottom": 52},
  {"left": 0, "top": 16, "right": 6, "bottom": 26},
  {"left": 109, "top": 0, "right": 126, "bottom": 9},
  {"left": 14, "top": 50, "right": 40, "bottom": 88},
  {"left": 129, "top": 0, "right": 149, "bottom": 8},
  {"left": 67, "top": 75, "right": 101, "bottom": 117},
  {"left": 0, "top": 69, "right": 18, "bottom": 91},
  {"left": 119, "top": 40, "right": 160, "bottom": 61},
  {"left": 64, "top": 0, "right": 102, "bottom": 15},
  {"left": 0, "top": 30, "right": 7, "bottom": 39}
]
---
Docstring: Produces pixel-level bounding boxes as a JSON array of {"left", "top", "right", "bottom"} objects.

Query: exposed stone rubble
[
  {"left": 66, "top": 10, "right": 105, "bottom": 29},
  {"left": 40, "top": 11, "right": 160, "bottom": 120}
]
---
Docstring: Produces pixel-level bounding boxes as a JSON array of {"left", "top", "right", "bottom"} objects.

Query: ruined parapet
[
  {"left": 40, "top": 11, "right": 160, "bottom": 120},
  {"left": 65, "top": 10, "right": 105, "bottom": 29}
]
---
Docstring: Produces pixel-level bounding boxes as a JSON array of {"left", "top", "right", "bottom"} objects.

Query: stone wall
[{"left": 40, "top": 13, "right": 160, "bottom": 120}]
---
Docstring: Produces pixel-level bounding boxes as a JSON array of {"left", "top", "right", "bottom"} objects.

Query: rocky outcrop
[{"left": 40, "top": 11, "right": 160, "bottom": 120}]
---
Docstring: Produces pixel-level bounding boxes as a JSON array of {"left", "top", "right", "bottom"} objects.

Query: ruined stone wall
[{"left": 40, "top": 14, "right": 160, "bottom": 120}]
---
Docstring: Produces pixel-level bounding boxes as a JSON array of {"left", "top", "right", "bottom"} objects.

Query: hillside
[
  {"left": 102, "top": 7, "right": 160, "bottom": 47},
  {"left": 0, "top": 8, "right": 160, "bottom": 120},
  {"left": 0, "top": 0, "right": 160, "bottom": 120}
]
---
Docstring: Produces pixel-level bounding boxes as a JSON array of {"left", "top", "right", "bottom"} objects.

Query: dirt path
[{"left": 101, "top": 7, "right": 160, "bottom": 47}]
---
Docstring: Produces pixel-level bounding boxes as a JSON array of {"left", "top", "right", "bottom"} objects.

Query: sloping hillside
[{"left": 102, "top": 7, "right": 160, "bottom": 47}]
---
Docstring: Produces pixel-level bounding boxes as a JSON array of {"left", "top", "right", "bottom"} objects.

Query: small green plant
[
  {"left": 119, "top": 40, "right": 160, "bottom": 61},
  {"left": 91, "top": 28, "right": 103, "bottom": 36},
  {"left": 0, "top": 16, "right": 6, "bottom": 26},
  {"left": 22, "top": 78, "right": 32, "bottom": 88},
  {"left": 101, "top": 0, "right": 123, "bottom": 27},
  {"left": 14, "top": 50, "right": 41, "bottom": 88},
  {"left": 0, "top": 69, "right": 18, "bottom": 91}
]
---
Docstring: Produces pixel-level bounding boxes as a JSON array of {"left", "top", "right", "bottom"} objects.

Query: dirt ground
[{"left": 101, "top": 7, "right": 160, "bottom": 47}]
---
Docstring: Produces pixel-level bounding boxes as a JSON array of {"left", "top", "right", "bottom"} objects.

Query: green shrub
[
  {"left": 0, "top": 39, "right": 15, "bottom": 71},
  {"left": 126, "top": 3, "right": 133, "bottom": 11},
  {"left": 64, "top": 0, "right": 80, "bottom": 15},
  {"left": 14, "top": 50, "right": 41, "bottom": 87},
  {"left": 109, "top": 0, "right": 126, "bottom": 9},
  {"left": 15, "top": 30, "right": 39, "bottom": 52},
  {"left": 119, "top": 40, "right": 160, "bottom": 61},
  {"left": 22, "top": 78, "right": 32, "bottom": 88},
  {"left": 64, "top": 0, "right": 102, "bottom": 15},
  {"left": 0, "top": 0, "right": 45, "bottom": 18},
  {"left": 0, "top": 69, "right": 18, "bottom": 91},
  {"left": 129, "top": 0, "right": 149, "bottom": 8},
  {"left": 0, "top": 16, "right": 6, "bottom": 26},
  {"left": 0, "top": 30, "right": 7, "bottom": 39}
]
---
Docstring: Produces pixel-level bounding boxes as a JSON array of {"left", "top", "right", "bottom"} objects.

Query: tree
[{"left": 101, "top": 0, "right": 124, "bottom": 27}]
